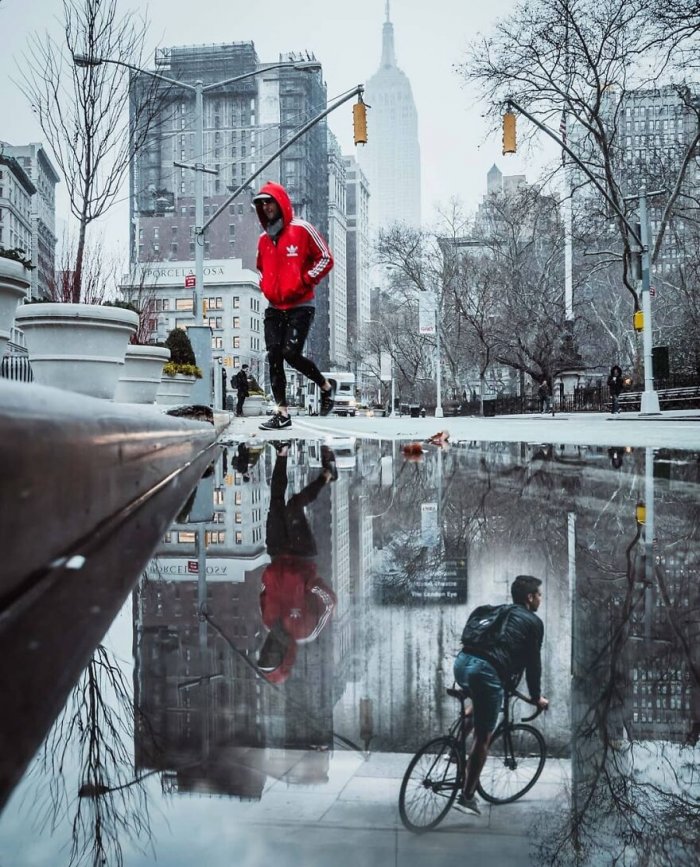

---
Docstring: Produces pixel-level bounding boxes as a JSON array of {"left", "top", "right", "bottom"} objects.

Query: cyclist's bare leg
[{"left": 463, "top": 731, "right": 492, "bottom": 798}]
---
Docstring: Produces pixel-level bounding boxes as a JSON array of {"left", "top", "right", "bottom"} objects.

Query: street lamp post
[
  {"left": 434, "top": 287, "right": 443, "bottom": 418},
  {"left": 73, "top": 53, "right": 322, "bottom": 405}
]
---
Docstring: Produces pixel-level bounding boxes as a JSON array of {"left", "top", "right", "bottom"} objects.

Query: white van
[{"left": 307, "top": 371, "right": 357, "bottom": 416}]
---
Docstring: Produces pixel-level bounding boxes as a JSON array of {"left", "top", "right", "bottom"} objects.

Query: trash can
[
  {"left": 225, "top": 394, "right": 234, "bottom": 411},
  {"left": 410, "top": 404, "right": 420, "bottom": 418},
  {"left": 483, "top": 399, "right": 496, "bottom": 417}
]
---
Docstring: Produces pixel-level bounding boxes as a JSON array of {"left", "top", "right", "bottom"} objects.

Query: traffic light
[
  {"left": 633, "top": 310, "right": 644, "bottom": 332},
  {"left": 502, "top": 111, "right": 516, "bottom": 154},
  {"left": 353, "top": 99, "right": 368, "bottom": 146}
]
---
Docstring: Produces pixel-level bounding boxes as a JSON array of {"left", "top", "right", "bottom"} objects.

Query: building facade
[
  {"left": 120, "top": 258, "right": 266, "bottom": 384},
  {"left": 358, "top": 4, "right": 421, "bottom": 233},
  {"left": 1, "top": 143, "right": 59, "bottom": 299},
  {"left": 0, "top": 153, "right": 36, "bottom": 271}
]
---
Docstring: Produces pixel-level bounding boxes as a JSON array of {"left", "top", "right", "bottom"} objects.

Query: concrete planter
[
  {"left": 14, "top": 302, "right": 138, "bottom": 399},
  {"left": 242, "top": 395, "right": 266, "bottom": 416},
  {"left": 156, "top": 373, "right": 198, "bottom": 406},
  {"left": 0, "top": 258, "right": 30, "bottom": 357},
  {"left": 114, "top": 344, "right": 171, "bottom": 404}
]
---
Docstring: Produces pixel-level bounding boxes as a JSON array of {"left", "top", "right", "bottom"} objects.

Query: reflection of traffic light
[
  {"left": 502, "top": 111, "right": 516, "bottom": 154},
  {"left": 635, "top": 501, "right": 646, "bottom": 525},
  {"left": 353, "top": 99, "right": 368, "bottom": 145}
]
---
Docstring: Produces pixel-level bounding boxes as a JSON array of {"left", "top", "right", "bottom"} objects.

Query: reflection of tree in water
[
  {"left": 537, "top": 511, "right": 700, "bottom": 866},
  {"left": 29, "top": 644, "right": 153, "bottom": 867}
]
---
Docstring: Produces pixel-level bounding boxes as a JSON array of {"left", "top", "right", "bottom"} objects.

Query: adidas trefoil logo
[{"left": 286, "top": 244, "right": 299, "bottom": 257}]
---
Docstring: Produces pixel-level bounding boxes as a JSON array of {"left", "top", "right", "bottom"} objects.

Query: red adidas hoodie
[{"left": 254, "top": 181, "right": 334, "bottom": 310}]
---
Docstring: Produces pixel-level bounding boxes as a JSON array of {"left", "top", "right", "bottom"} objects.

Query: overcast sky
[{"left": 1, "top": 0, "right": 554, "bottom": 257}]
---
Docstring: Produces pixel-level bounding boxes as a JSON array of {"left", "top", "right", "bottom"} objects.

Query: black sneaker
[
  {"left": 320, "top": 380, "right": 336, "bottom": 417},
  {"left": 259, "top": 413, "right": 292, "bottom": 431},
  {"left": 320, "top": 445, "right": 338, "bottom": 481}
]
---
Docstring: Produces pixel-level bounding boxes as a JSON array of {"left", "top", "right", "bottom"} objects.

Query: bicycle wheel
[
  {"left": 399, "top": 736, "right": 463, "bottom": 832},
  {"left": 477, "top": 724, "right": 545, "bottom": 804}
]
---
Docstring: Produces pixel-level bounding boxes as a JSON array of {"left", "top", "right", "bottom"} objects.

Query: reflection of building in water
[
  {"left": 626, "top": 550, "right": 699, "bottom": 742},
  {"left": 134, "top": 446, "right": 342, "bottom": 796}
]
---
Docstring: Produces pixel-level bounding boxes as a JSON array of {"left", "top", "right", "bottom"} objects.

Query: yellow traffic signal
[
  {"left": 502, "top": 111, "right": 516, "bottom": 155},
  {"left": 353, "top": 100, "right": 368, "bottom": 146},
  {"left": 633, "top": 310, "right": 644, "bottom": 332}
]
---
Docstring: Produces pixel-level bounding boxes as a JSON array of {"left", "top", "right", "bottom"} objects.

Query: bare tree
[
  {"left": 19, "top": 0, "right": 167, "bottom": 303},
  {"left": 459, "top": 0, "right": 700, "bottom": 309},
  {"left": 29, "top": 645, "right": 155, "bottom": 867}
]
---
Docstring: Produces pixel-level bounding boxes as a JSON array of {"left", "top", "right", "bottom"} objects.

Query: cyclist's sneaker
[
  {"left": 259, "top": 413, "right": 292, "bottom": 431},
  {"left": 319, "top": 380, "right": 336, "bottom": 416},
  {"left": 320, "top": 445, "right": 338, "bottom": 481},
  {"left": 454, "top": 793, "right": 481, "bottom": 816}
]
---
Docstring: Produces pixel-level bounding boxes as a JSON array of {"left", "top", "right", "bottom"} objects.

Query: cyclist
[{"left": 453, "top": 575, "right": 549, "bottom": 815}]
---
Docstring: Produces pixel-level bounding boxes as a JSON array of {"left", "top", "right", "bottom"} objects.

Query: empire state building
[{"left": 360, "top": 3, "right": 421, "bottom": 231}]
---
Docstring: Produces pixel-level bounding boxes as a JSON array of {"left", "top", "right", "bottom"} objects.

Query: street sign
[
  {"left": 184, "top": 274, "right": 196, "bottom": 288},
  {"left": 649, "top": 286, "right": 656, "bottom": 297},
  {"left": 187, "top": 560, "right": 198, "bottom": 574}
]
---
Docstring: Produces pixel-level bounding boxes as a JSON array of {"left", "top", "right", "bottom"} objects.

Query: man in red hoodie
[{"left": 253, "top": 181, "right": 336, "bottom": 431}]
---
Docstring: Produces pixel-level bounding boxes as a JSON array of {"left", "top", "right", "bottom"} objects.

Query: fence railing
[{"left": 447, "top": 379, "right": 700, "bottom": 416}]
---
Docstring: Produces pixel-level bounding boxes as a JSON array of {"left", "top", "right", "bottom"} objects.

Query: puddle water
[{"left": 1, "top": 437, "right": 698, "bottom": 866}]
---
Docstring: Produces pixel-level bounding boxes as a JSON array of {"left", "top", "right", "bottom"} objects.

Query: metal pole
[
  {"left": 435, "top": 287, "right": 443, "bottom": 418},
  {"left": 186, "top": 80, "right": 214, "bottom": 406},
  {"left": 194, "top": 81, "right": 204, "bottom": 326},
  {"left": 638, "top": 191, "right": 660, "bottom": 414},
  {"left": 390, "top": 369, "right": 395, "bottom": 418}
]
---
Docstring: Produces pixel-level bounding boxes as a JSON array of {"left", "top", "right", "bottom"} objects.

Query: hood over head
[{"left": 253, "top": 181, "right": 293, "bottom": 229}]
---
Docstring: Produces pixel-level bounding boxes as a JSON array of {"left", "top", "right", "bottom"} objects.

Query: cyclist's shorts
[{"left": 453, "top": 651, "right": 503, "bottom": 738}]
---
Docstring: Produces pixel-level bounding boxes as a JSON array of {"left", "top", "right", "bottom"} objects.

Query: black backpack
[{"left": 461, "top": 603, "right": 515, "bottom": 651}]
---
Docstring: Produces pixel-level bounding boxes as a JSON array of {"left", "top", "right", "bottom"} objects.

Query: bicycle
[{"left": 398, "top": 685, "right": 546, "bottom": 833}]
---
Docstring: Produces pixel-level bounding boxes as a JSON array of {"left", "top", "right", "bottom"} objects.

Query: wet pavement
[{"left": 1, "top": 415, "right": 699, "bottom": 866}]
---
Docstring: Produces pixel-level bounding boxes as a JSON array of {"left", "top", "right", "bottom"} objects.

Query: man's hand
[{"left": 536, "top": 696, "right": 549, "bottom": 711}]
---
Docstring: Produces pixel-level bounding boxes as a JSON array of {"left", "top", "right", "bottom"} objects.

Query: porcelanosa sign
[
  {"left": 136, "top": 260, "right": 246, "bottom": 284},
  {"left": 141, "top": 265, "right": 225, "bottom": 281}
]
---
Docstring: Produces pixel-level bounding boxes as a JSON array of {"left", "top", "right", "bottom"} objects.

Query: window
[
  {"left": 176, "top": 298, "right": 194, "bottom": 311},
  {"left": 233, "top": 335, "right": 240, "bottom": 349},
  {"left": 232, "top": 316, "right": 240, "bottom": 329},
  {"left": 212, "top": 336, "right": 223, "bottom": 349},
  {"left": 232, "top": 296, "right": 239, "bottom": 308}
]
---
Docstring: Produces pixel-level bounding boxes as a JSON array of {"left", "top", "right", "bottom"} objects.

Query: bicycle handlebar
[{"left": 511, "top": 689, "right": 546, "bottom": 722}]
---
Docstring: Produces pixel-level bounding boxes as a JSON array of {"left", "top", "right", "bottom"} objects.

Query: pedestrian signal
[{"left": 502, "top": 111, "right": 516, "bottom": 154}]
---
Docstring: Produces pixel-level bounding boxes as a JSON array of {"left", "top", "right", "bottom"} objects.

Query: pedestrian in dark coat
[
  {"left": 607, "top": 365, "right": 624, "bottom": 414},
  {"left": 235, "top": 364, "right": 249, "bottom": 416}
]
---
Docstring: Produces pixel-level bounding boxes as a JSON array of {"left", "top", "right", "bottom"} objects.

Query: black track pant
[{"left": 264, "top": 305, "right": 326, "bottom": 407}]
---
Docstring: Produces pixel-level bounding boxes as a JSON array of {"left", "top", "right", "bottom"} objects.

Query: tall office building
[
  {"left": 327, "top": 131, "right": 348, "bottom": 368},
  {"left": 342, "top": 155, "right": 371, "bottom": 343},
  {"left": 359, "top": 3, "right": 421, "bottom": 232},
  {"left": 129, "top": 42, "right": 332, "bottom": 367}
]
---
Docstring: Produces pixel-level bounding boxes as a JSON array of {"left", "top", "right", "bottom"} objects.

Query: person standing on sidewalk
[
  {"left": 607, "top": 364, "right": 624, "bottom": 414},
  {"left": 252, "top": 181, "right": 336, "bottom": 432},
  {"left": 234, "top": 363, "right": 249, "bottom": 417}
]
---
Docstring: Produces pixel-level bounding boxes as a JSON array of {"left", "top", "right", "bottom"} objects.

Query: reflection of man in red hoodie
[
  {"left": 257, "top": 444, "right": 338, "bottom": 684},
  {"left": 253, "top": 181, "right": 336, "bottom": 432}
]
